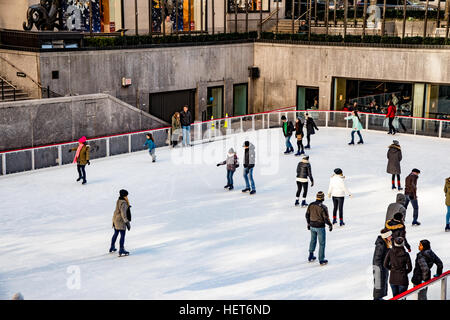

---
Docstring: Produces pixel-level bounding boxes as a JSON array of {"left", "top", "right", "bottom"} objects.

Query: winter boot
[
  {"left": 320, "top": 260, "right": 328, "bottom": 266},
  {"left": 242, "top": 188, "right": 250, "bottom": 193},
  {"left": 289, "top": 147, "right": 294, "bottom": 153},
  {"left": 249, "top": 190, "right": 256, "bottom": 195},
  {"left": 340, "top": 220, "right": 345, "bottom": 227},
  {"left": 224, "top": 184, "right": 230, "bottom": 189},
  {"left": 295, "top": 151, "right": 301, "bottom": 156},
  {"left": 397, "top": 186, "right": 403, "bottom": 191},
  {"left": 284, "top": 148, "right": 290, "bottom": 154},
  {"left": 412, "top": 221, "right": 421, "bottom": 226},
  {"left": 118, "top": 248, "right": 129, "bottom": 257},
  {"left": 305, "top": 145, "right": 311, "bottom": 149},
  {"left": 348, "top": 142, "right": 355, "bottom": 145},
  {"left": 397, "top": 181, "right": 403, "bottom": 191},
  {"left": 299, "top": 149, "right": 305, "bottom": 155},
  {"left": 332, "top": 217, "right": 337, "bottom": 224},
  {"left": 82, "top": 180, "right": 87, "bottom": 185},
  {"left": 445, "top": 224, "right": 450, "bottom": 232},
  {"left": 228, "top": 185, "right": 234, "bottom": 190},
  {"left": 392, "top": 183, "right": 396, "bottom": 190},
  {"left": 76, "top": 177, "right": 82, "bottom": 182},
  {"left": 301, "top": 200, "right": 308, "bottom": 208},
  {"left": 109, "top": 246, "right": 117, "bottom": 253},
  {"left": 357, "top": 141, "right": 364, "bottom": 144},
  {"left": 295, "top": 199, "right": 300, "bottom": 206},
  {"left": 308, "top": 252, "right": 316, "bottom": 262}
]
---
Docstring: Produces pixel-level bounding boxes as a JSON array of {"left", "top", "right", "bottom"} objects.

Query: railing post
[
  {"left": 31, "top": 149, "right": 35, "bottom": 170},
  {"left": 365, "top": 113, "right": 369, "bottom": 130},
  {"left": 47, "top": 85, "right": 50, "bottom": 98},
  {"left": 106, "top": 138, "right": 110, "bottom": 157},
  {"left": 1, "top": 153, "right": 6, "bottom": 175},
  {"left": 325, "top": 112, "right": 329, "bottom": 128},
  {"left": 438, "top": 120, "right": 442, "bottom": 138},
  {"left": 441, "top": 277, "right": 447, "bottom": 300},
  {"left": 252, "top": 115, "right": 255, "bottom": 131},
  {"left": 414, "top": 118, "right": 417, "bottom": 135},
  {"left": 240, "top": 117, "right": 243, "bottom": 132},
  {"left": 346, "top": 113, "right": 349, "bottom": 128},
  {"left": 58, "top": 145, "right": 62, "bottom": 166},
  {"left": 13, "top": 87, "right": 16, "bottom": 101},
  {"left": 128, "top": 135, "right": 132, "bottom": 153},
  {"left": 1, "top": 79, "right": 4, "bottom": 100}
]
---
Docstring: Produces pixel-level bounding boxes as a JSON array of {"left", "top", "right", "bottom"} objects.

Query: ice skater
[
  {"left": 217, "top": 148, "right": 239, "bottom": 190},
  {"left": 281, "top": 115, "right": 294, "bottom": 154},
  {"left": 304, "top": 112, "right": 319, "bottom": 149},
  {"left": 294, "top": 116, "right": 305, "bottom": 156},
  {"left": 68, "top": 136, "right": 90, "bottom": 184},
  {"left": 386, "top": 100, "right": 397, "bottom": 135},
  {"left": 387, "top": 140, "right": 403, "bottom": 190},
  {"left": 383, "top": 237, "right": 412, "bottom": 298},
  {"left": 110, "top": 189, "right": 131, "bottom": 257},
  {"left": 144, "top": 133, "right": 156, "bottom": 162},
  {"left": 372, "top": 228, "right": 392, "bottom": 300},
  {"left": 327, "top": 168, "right": 352, "bottom": 226},
  {"left": 295, "top": 155, "right": 314, "bottom": 207},
  {"left": 344, "top": 110, "right": 364, "bottom": 145},
  {"left": 445, "top": 177, "right": 450, "bottom": 232},
  {"left": 242, "top": 141, "right": 256, "bottom": 195},
  {"left": 405, "top": 168, "right": 421, "bottom": 226}
]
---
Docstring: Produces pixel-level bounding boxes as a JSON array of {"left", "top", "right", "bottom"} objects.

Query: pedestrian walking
[
  {"left": 68, "top": 136, "right": 90, "bottom": 185},
  {"left": 444, "top": 177, "right": 450, "bottom": 232},
  {"left": 327, "top": 168, "right": 352, "bottom": 226},
  {"left": 405, "top": 168, "right": 421, "bottom": 226},
  {"left": 306, "top": 191, "right": 332, "bottom": 265},
  {"left": 180, "top": 105, "right": 193, "bottom": 147},
  {"left": 281, "top": 115, "right": 295, "bottom": 154},
  {"left": 387, "top": 140, "right": 403, "bottom": 190},
  {"left": 373, "top": 228, "right": 392, "bottom": 300},
  {"left": 294, "top": 116, "right": 305, "bottom": 156},
  {"left": 344, "top": 110, "right": 364, "bottom": 145},
  {"left": 304, "top": 112, "right": 319, "bottom": 149},
  {"left": 217, "top": 148, "right": 239, "bottom": 190},
  {"left": 242, "top": 141, "right": 256, "bottom": 195},
  {"left": 383, "top": 237, "right": 412, "bottom": 298},
  {"left": 295, "top": 155, "right": 314, "bottom": 207},
  {"left": 110, "top": 189, "right": 131, "bottom": 257}
]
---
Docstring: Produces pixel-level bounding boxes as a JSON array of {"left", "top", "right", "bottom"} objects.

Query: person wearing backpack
[{"left": 110, "top": 189, "right": 131, "bottom": 256}]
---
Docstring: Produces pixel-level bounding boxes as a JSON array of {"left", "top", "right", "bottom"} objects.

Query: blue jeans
[
  {"left": 243, "top": 167, "right": 255, "bottom": 190},
  {"left": 182, "top": 125, "right": 191, "bottom": 146},
  {"left": 405, "top": 195, "right": 419, "bottom": 223},
  {"left": 285, "top": 136, "right": 293, "bottom": 150},
  {"left": 350, "top": 130, "right": 363, "bottom": 143},
  {"left": 446, "top": 206, "right": 450, "bottom": 225},
  {"left": 309, "top": 227, "right": 326, "bottom": 262},
  {"left": 227, "top": 170, "right": 234, "bottom": 186},
  {"left": 390, "top": 284, "right": 408, "bottom": 298},
  {"left": 111, "top": 228, "right": 126, "bottom": 249}
]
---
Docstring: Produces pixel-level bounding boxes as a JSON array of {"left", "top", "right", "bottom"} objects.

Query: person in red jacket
[{"left": 386, "top": 100, "right": 397, "bottom": 135}]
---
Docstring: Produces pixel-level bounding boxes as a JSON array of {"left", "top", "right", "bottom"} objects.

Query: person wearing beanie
[
  {"left": 383, "top": 236, "right": 412, "bottom": 298},
  {"left": 305, "top": 191, "right": 332, "bottom": 265},
  {"left": 372, "top": 228, "right": 392, "bottom": 300},
  {"left": 444, "top": 177, "right": 450, "bottom": 232},
  {"left": 386, "top": 140, "right": 403, "bottom": 190},
  {"left": 217, "top": 147, "right": 239, "bottom": 190},
  {"left": 242, "top": 141, "right": 256, "bottom": 195},
  {"left": 327, "top": 168, "right": 352, "bottom": 226},
  {"left": 143, "top": 133, "right": 156, "bottom": 162},
  {"left": 411, "top": 239, "right": 443, "bottom": 300},
  {"left": 294, "top": 116, "right": 305, "bottom": 156},
  {"left": 304, "top": 112, "right": 319, "bottom": 149},
  {"left": 405, "top": 168, "right": 421, "bottom": 225},
  {"left": 281, "top": 115, "right": 295, "bottom": 154},
  {"left": 385, "top": 193, "right": 406, "bottom": 222},
  {"left": 385, "top": 212, "right": 411, "bottom": 252},
  {"left": 344, "top": 110, "right": 364, "bottom": 145},
  {"left": 295, "top": 155, "right": 314, "bottom": 207},
  {"left": 111, "top": 189, "right": 131, "bottom": 256},
  {"left": 68, "top": 136, "right": 90, "bottom": 184}
]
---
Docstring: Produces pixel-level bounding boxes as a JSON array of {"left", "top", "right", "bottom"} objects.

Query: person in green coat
[{"left": 344, "top": 110, "right": 364, "bottom": 145}]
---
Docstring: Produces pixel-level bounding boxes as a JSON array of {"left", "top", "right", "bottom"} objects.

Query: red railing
[{"left": 391, "top": 270, "right": 450, "bottom": 300}]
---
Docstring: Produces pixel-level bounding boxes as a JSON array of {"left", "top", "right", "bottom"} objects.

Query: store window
[
  {"left": 227, "top": 0, "right": 270, "bottom": 13},
  {"left": 426, "top": 84, "right": 450, "bottom": 119}
]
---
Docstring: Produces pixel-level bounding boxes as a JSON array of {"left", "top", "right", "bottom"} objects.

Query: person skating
[
  {"left": 344, "top": 110, "right": 364, "bottom": 145},
  {"left": 217, "top": 148, "right": 239, "bottom": 190},
  {"left": 385, "top": 212, "right": 411, "bottom": 252},
  {"left": 110, "top": 189, "right": 131, "bottom": 256},
  {"left": 387, "top": 140, "right": 403, "bottom": 190},
  {"left": 242, "top": 141, "right": 256, "bottom": 195},
  {"left": 180, "top": 105, "right": 193, "bottom": 147},
  {"left": 385, "top": 193, "right": 406, "bottom": 222},
  {"left": 373, "top": 228, "right": 393, "bottom": 300},
  {"left": 295, "top": 155, "right": 314, "bottom": 207},
  {"left": 304, "top": 112, "right": 319, "bottom": 149},
  {"left": 386, "top": 100, "right": 397, "bottom": 135},
  {"left": 411, "top": 240, "right": 443, "bottom": 300},
  {"left": 404, "top": 168, "right": 421, "bottom": 226},
  {"left": 281, "top": 115, "right": 295, "bottom": 154},
  {"left": 144, "top": 133, "right": 156, "bottom": 162},
  {"left": 305, "top": 191, "right": 332, "bottom": 265},
  {"left": 68, "top": 136, "right": 90, "bottom": 184},
  {"left": 327, "top": 168, "right": 352, "bottom": 226},
  {"left": 383, "top": 237, "right": 412, "bottom": 298},
  {"left": 171, "top": 112, "right": 181, "bottom": 147},
  {"left": 294, "top": 116, "right": 305, "bottom": 156},
  {"left": 444, "top": 177, "right": 450, "bottom": 232}
]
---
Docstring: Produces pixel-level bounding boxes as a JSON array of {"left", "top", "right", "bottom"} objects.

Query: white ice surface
[{"left": 1, "top": 127, "right": 449, "bottom": 300}]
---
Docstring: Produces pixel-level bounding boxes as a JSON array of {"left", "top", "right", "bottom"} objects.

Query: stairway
[
  {"left": 269, "top": 19, "right": 302, "bottom": 33},
  {"left": 0, "top": 76, "right": 30, "bottom": 102}
]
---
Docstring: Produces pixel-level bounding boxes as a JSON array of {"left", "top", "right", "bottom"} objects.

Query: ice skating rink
[{"left": 1, "top": 127, "right": 449, "bottom": 300}]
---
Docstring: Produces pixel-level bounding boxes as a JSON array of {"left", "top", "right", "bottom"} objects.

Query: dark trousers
[
  {"left": 332, "top": 196, "right": 345, "bottom": 220},
  {"left": 388, "top": 117, "right": 396, "bottom": 134},
  {"left": 391, "top": 174, "right": 401, "bottom": 186},
  {"left": 350, "top": 130, "right": 363, "bottom": 143},
  {"left": 297, "top": 139, "right": 304, "bottom": 153},
  {"left": 111, "top": 228, "right": 126, "bottom": 249},
  {"left": 306, "top": 133, "right": 311, "bottom": 146},
  {"left": 296, "top": 181, "right": 308, "bottom": 198},
  {"left": 390, "top": 284, "right": 408, "bottom": 297},
  {"left": 77, "top": 164, "right": 86, "bottom": 182},
  {"left": 405, "top": 194, "right": 419, "bottom": 223},
  {"left": 227, "top": 170, "right": 235, "bottom": 186}
]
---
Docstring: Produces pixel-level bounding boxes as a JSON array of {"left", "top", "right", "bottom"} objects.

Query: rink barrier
[
  {"left": 391, "top": 270, "right": 449, "bottom": 300},
  {"left": 0, "top": 108, "right": 449, "bottom": 176}
]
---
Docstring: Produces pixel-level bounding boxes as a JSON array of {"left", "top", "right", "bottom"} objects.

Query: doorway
[
  {"left": 297, "top": 86, "right": 319, "bottom": 110},
  {"left": 207, "top": 86, "right": 224, "bottom": 120},
  {"left": 149, "top": 89, "right": 196, "bottom": 123},
  {"left": 233, "top": 83, "right": 248, "bottom": 116}
]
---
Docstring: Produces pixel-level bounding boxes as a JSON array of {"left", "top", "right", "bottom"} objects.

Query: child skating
[
  {"left": 217, "top": 148, "right": 239, "bottom": 190},
  {"left": 144, "top": 133, "right": 156, "bottom": 162}
]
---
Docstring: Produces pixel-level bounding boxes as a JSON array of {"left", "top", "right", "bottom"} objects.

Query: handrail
[
  {"left": 0, "top": 56, "right": 42, "bottom": 89},
  {"left": 295, "top": 8, "right": 313, "bottom": 23},
  {"left": 260, "top": 8, "right": 281, "bottom": 26},
  {"left": 391, "top": 270, "right": 450, "bottom": 300},
  {"left": 0, "top": 74, "right": 16, "bottom": 89}
]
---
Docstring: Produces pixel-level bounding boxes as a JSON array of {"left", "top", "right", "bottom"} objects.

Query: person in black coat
[
  {"left": 180, "top": 105, "right": 193, "bottom": 147},
  {"left": 304, "top": 112, "right": 319, "bottom": 149},
  {"left": 294, "top": 116, "right": 305, "bottom": 156},
  {"left": 383, "top": 237, "right": 412, "bottom": 297},
  {"left": 373, "top": 228, "right": 392, "bottom": 300},
  {"left": 295, "top": 156, "right": 314, "bottom": 207},
  {"left": 385, "top": 212, "right": 411, "bottom": 252},
  {"left": 411, "top": 239, "right": 443, "bottom": 300}
]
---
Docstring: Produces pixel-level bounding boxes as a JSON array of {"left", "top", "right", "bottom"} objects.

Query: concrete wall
[
  {"left": 38, "top": 42, "right": 255, "bottom": 120},
  {"left": 253, "top": 42, "right": 450, "bottom": 111},
  {"left": 0, "top": 93, "right": 168, "bottom": 151}
]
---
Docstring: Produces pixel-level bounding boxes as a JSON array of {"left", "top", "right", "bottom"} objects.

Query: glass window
[{"left": 228, "top": 0, "right": 270, "bottom": 13}]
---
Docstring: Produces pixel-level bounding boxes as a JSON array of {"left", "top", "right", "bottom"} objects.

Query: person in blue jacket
[
  {"left": 344, "top": 110, "right": 364, "bottom": 145},
  {"left": 144, "top": 133, "right": 156, "bottom": 162}
]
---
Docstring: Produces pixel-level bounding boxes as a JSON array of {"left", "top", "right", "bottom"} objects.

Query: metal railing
[
  {"left": 391, "top": 270, "right": 449, "bottom": 300},
  {"left": 0, "top": 108, "right": 449, "bottom": 176},
  {"left": 0, "top": 75, "right": 16, "bottom": 101}
]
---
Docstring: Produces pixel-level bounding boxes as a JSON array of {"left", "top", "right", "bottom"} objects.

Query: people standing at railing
[
  {"left": 385, "top": 212, "right": 412, "bottom": 253},
  {"left": 386, "top": 100, "right": 397, "bottom": 135},
  {"left": 386, "top": 140, "right": 403, "bottom": 191},
  {"left": 411, "top": 240, "right": 443, "bottom": 300},
  {"left": 304, "top": 112, "right": 319, "bottom": 149},
  {"left": 404, "top": 168, "right": 421, "bottom": 226},
  {"left": 372, "top": 228, "right": 393, "bottom": 300},
  {"left": 217, "top": 148, "right": 239, "bottom": 191},
  {"left": 110, "top": 189, "right": 131, "bottom": 257},
  {"left": 180, "top": 105, "right": 193, "bottom": 147},
  {"left": 281, "top": 115, "right": 294, "bottom": 154},
  {"left": 143, "top": 133, "right": 156, "bottom": 162},
  {"left": 68, "top": 136, "right": 90, "bottom": 185},
  {"left": 384, "top": 236, "right": 412, "bottom": 298},
  {"left": 327, "top": 168, "right": 352, "bottom": 226},
  {"left": 294, "top": 116, "right": 305, "bottom": 156},
  {"left": 242, "top": 141, "right": 256, "bottom": 195},
  {"left": 385, "top": 194, "right": 406, "bottom": 222},
  {"left": 171, "top": 112, "right": 181, "bottom": 147},
  {"left": 344, "top": 110, "right": 364, "bottom": 145},
  {"left": 444, "top": 177, "right": 450, "bottom": 232},
  {"left": 295, "top": 155, "right": 314, "bottom": 208}
]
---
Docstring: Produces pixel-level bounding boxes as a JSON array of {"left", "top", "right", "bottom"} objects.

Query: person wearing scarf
[
  {"left": 111, "top": 189, "right": 131, "bottom": 256},
  {"left": 68, "top": 136, "right": 90, "bottom": 184}
]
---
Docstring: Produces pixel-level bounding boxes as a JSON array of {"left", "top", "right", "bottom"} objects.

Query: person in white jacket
[{"left": 328, "top": 168, "right": 352, "bottom": 226}]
